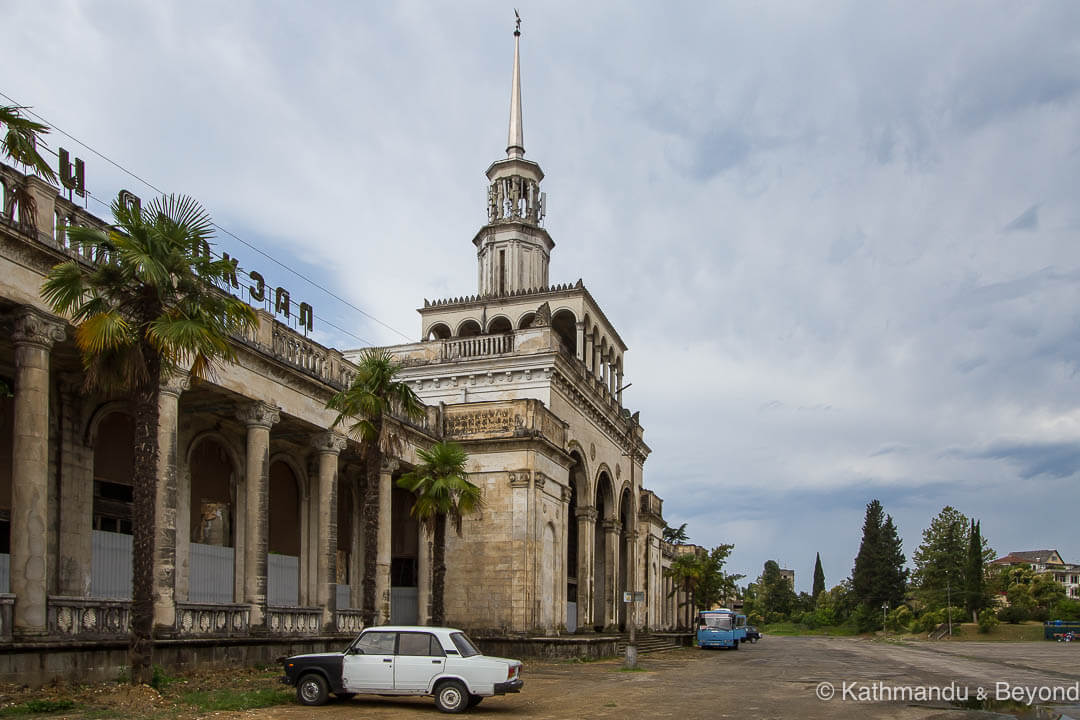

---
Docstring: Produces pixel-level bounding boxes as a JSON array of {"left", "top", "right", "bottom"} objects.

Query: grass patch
[
  {"left": 563, "top": 655, "right": 611, "bottom": 663},
  {"left": 617, "top": 666, "right": 648, "bottom": 672},
  {"left": 0, "top": 699, "right": 78, "bottom": 716},
  {"left": 761, "top": 622, "right": 861, "bottom": 637},
  {"left": 902, "top": 621, "right": 1045, "bottom": 642},
  {"left": 179, "top": 687, "right": 293, "bottom": 712},
  {"left": 604, "top": 702, "right": 617, "bottom": 707}
]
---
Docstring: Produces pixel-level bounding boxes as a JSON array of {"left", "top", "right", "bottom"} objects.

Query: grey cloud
[{"left": 1004, "top": 205, "right": 1040, "bottom": 232}]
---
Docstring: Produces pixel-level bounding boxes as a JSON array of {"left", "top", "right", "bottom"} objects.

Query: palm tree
[
  {"left": 1, "top": 105, "right": 56, "bottom": 181},
  {"left": 2, "top": 105, "right": 58, "bottom": 231},
  {"left": 397, "top": 441, "right": 482, "bottom": 626},
  {"left": 328, "top": 348, "right": 423, "bottom": 625},
  {"left": 666, "top": 553, "right": 704, "bottom": 628},
  {"left": 41, "top": 194, "right": 257, "bottom": 683}
]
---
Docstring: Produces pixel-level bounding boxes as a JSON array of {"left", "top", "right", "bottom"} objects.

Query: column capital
[
  {"left": 310, "top": 431, "right": 347, "bottom": 455},
  {"left": 575, "top": 506, "right": 598, "bottom": 522},
  {"left": 380, "top": 458, "right": 400, "bottom": 474},
  {"left": 12, "top": 307, "right": 65, "bottom": 350},
  {"left": 601, "top": 519, "right": 621, "bottom": 535},
  {"left": 160, "top": 370, "right": 191, "bottom": 398},
  {"left": 236, "top": 400, "right": 280, "bottom": 429}
]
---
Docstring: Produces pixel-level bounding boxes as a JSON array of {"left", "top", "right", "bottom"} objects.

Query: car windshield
[
  {"left": 700, "top": 615, "right": 733, "bottom": 630},
  {"left": 450, "top": 632, "right": 481, "bottom": 658}
]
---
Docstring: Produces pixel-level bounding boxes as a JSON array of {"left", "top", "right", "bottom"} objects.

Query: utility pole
[
  {"left": 882, "top": 601, "right": 889, "bottom": 636},
  {"left": 946, "top": 571, "right": 952, "bottom": 637}
]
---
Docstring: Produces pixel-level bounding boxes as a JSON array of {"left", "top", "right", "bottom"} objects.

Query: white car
[{"left": 280, "top": 625, "right": 524, "bottom": 713}]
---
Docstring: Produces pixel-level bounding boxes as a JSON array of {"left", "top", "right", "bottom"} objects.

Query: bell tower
[{"left": 474, "top": 15, "right": 554, "bottom": 297}]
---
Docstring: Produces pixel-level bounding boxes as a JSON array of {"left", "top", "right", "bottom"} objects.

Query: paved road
[{"left": 258, "top": 637, "right": 1080, "bottom": 719}]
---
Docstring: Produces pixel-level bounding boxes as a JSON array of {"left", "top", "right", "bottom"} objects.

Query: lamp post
[{"left": 946, "top": 571, "right": 952, "bottom": 637}]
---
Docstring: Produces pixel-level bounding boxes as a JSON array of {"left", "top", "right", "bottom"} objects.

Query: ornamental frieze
[{"left": 444, "top": 407, "right": 520, "bottom": 438}]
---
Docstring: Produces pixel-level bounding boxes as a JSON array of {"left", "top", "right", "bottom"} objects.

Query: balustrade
[
  {"left": 48, "top": 597, "right": 131, "bottom": 638},
  {"left": 441, "top": 333, "right": 514, "bottom": 361},
  {"left": 175, "top": 602, "right": 250, "bottom": 636},
  {"left": 266, "top": 606, "right": 323, "bottom": 634}
]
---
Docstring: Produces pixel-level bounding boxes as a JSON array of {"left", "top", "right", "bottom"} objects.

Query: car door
[
  {"left": 342, "top": 630, "right": 397, "bottom": 692},
  {"left": 393, "top": 632, "right": 446, "bottom": 693}
]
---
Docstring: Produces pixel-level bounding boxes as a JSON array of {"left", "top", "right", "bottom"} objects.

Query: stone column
[
  {"left": 376, "top": 459, "right": 398, "bottom": 625},
  {"left": 237, "top": 401, "right": 279, "bottom": 629},
  {"left": 603, "top": 520, "right": 621, "bottom": 630},
  {"left": 10, "top": 308, "right": 65, "bottom": 636},
  {"left": 310, "top": 431, "right": 346, "bottom": 630},
  {"left": 616, "top": 366, "right": 624, "bottom": 405},
  {"left": 575, "top": 506, "right": 597, "bottom": 631},
  {"left": 416, "top": 522, "right": 432, "bottom": 626},
  {"left": 575, "top": 322, "right": 585, "bottom": 363},
  {"left": 154, "top": 370, "right": 189, "bottom": 631},
  {"left": 56, "top": 373, "right": 93, "bottom": 598}
]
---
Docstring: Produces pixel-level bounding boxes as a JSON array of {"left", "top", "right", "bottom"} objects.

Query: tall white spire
[{"left": 507, "top": 11, "right": 525, "bottom": 159}]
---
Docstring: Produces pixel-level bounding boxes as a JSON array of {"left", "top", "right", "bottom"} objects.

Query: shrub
[
  {"left": 977, "top": 608, "right": 999, "bottom": 634},
  {"left": 1050, "top": 598, "right": 1080, "bottom": 622},
  {"left": 916, "top": 609, "right": 943, "bottom": 634},
  {"left": 997, "top": 605, "right": 1028, "bottom": 624},
  {"left": 851, "top": 604, "right": 878, "bottom": 633},
  {"left": 886, "top": 605, "right": 913, "bottom": 632}
]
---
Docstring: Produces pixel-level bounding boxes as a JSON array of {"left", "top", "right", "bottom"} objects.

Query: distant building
[
  {"left": 992, "top": 550, "right": 1080, "bottom": 599},
  {"left": 779, "top": 568, "right": 795, "bottom": 588}
]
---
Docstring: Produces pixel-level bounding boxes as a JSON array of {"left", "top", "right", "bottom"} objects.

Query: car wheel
[
  {"left": 467, "top": 694, "right": 484, "bottom": 708},
  {"left": 297, "top": 673, "right": 329, "bottom": 706},
  {"left": 434, "top": 679, "right": 469, "bottom": 713}
]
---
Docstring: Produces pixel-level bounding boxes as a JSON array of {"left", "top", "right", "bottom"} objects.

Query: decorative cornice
[
  {"left": 310, "top": 431, "right": 347, "bottom": 455},
  {"left": 12, "top": 306, "right": 65, "bottom": 350},
  {"left": 235, "top": 401, "right": 280, "bottom": 429}
]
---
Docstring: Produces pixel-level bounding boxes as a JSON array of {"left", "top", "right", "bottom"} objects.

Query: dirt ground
[{"left": 4, "top": 636, "right": 1080, "bottom": 719}]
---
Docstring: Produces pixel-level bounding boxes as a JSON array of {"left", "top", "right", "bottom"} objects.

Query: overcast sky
[{"left": 4, "top": 1, "right": 1079, "bottom": 593}]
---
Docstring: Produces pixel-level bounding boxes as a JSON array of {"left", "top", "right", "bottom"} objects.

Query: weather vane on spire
[{"left": 514, "top": 9, "right": 521, "bottom": 36}]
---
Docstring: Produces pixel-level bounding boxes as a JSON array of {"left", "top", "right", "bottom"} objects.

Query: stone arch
[
  {"left": 84, "top": 399, "right": 132, "bottom": 446},
  {"left": 186, "top": 432, "right": 242, "bottom": 548},
  {"left": 268, "top": 455, "right": 306, "bottom": 606},
  {"left": 456, "top": 318, "right": 482, "bottom": 337},
  {"left": 566, "top": 441, "right": 591, "bottom": 500},
  {"left": 425, "top": 322, "right": 451, "bottom": 340},
  {"left": 486, "top": 315, "right": 513, "bottom": 334},
  {"left": 594, "top": 465, "right": 615, "bottom": 519},
  {"left": 593, "top": 467, "right": 615, "bottom": 630},
  {"left": 516, "top": 310, "right": 536, "bottom": 329},
  {"left": 91, "top": 410, "right": 135, "bottom": 535},
  {"left": 551, "top": 309, "right": 577, "bottom": 355}
]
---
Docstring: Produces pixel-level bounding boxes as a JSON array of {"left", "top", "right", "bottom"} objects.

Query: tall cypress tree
[
  {"left": 812, "top": 552, "right": 826, "bottom": 600},
  {"left": 965, "top": 519, "right": 984, "bottom": 620},
  {"left": 853, "top": 500, "right": 908, "bottom": 608}
]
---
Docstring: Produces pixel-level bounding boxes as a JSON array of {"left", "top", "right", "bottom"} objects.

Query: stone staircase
[{"left": 614, "top": 634, "right": 684, "bottom": 656}]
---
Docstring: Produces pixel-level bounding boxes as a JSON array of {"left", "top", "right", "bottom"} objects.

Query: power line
[{"left": 0, "top": 90, "right": 415, "bottom": 343}]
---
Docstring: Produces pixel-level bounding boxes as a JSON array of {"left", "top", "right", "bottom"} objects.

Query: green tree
[
  {"left": 41, "top": 195, "right": 257, "bottom": 683},
  {"left": 662, "top": 522, "right": 689, "bottom": 545},
  {"left": 397, "top": 441, "right": 483, "bottom": 626},
  {"left": 666, "top": 551, "right": 705, "bottom": 622},
  {"left": 852, "top": 500, "right": 908, "bottom": 610},
  {"left": 328, "top": 348, "right": 423, "bottom": 624},
  {"left": 912, "top": 506, "right": 993, "bottom": 610},
  {"left": 760, "top": 560, "right": 796, "bottom": 618},
  {"left": 812, "top": 552, "right": 826, "bottom": 600},
  {"left": 964, "top": 519, "right": 986, "bottom": 620},
  {"left": 695, "top": 544, "right": 743, "bottom": 610}
]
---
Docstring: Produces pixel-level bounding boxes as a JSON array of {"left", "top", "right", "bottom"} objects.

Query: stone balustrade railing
[
  {"left": 48, "top": 596, "right": 131, "bottom": 638},
  {"left": 266, "top": 606, "right": 323, "bottom": 634},
  {"left": 442, "top": 333, "right": 514, "bottom": 361},
  {"left": 335, "top": 609, "right": 365, "bottom": 635},
  {"left": 442, "top": 397, "right": 567, "bottom": 449},
  {"left": 176, "top": 602, "right": 250, "bottom": 637}
]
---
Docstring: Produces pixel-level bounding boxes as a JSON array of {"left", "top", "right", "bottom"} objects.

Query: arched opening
[
  {"left": 552, "top": 309, "right": 577, "bottom": 355},
  {"left": 0, "top": 386, "right": 11, "bottom": 592},
  {"left": 337, "top": 474, "right": 355, "bottom": 608},
  {"left": 517, "top": 312, "right": 536, "bottom": 329},
  {"left": 487, "top": 316, "right": 512, "bottom": 334},
  {"left": 456, "top": 319, "right": 481, "bottom": 338},
  {"left": 90, "top": 412, "right": 135, "bottom": 599},
  {"left": 618, "top": 488, "right": 632, "bottom": 630},
  {"left": 391, "top": 484, "right": 420, "bottom": 624},
  {"left": 188, "top": 436, "right": 238, "bottom": 603},
  {"left": 426, "top": 323, "right": 451, "bottom": 340},
  {"left": 593, "top": 471, "right": 613, "bottom": 631},
  {"left": 566, "top": 450, "right": 587, "bottom": 632},
  {"left": 268, "top": 460, "right": 302, "bottom": 606}
]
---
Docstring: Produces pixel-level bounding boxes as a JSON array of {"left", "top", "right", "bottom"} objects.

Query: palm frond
[
  {"left": 40, "top": 261, "right": 87, "bottom": 316},
  {"left": 75, "top": 310, "right": 133, "bottom": 356},
  {"left": 1, "top": 106, "right": 57, "bottom": 182}
]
